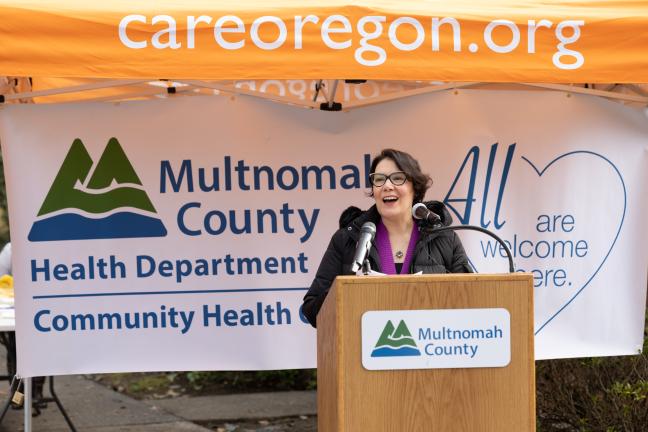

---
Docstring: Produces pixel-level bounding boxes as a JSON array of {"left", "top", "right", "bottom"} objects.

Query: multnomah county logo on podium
[
  {"left": 28, "top": 138, "right": 167, "bottom": 241},
  {"left": 370, "top": 320, "right": 421, "bottom": 357},
  {"left": 362, "top": 309, "right": 511, "bottom": 371}
]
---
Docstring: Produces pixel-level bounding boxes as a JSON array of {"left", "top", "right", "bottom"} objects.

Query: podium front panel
[{"left": 317, "top": 274, "right": 534, "bottom": 432}]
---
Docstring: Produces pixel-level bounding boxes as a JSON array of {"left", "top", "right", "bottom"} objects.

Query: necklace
[{"left": 395, "top": 250, "right": 404, "bottom": 259}]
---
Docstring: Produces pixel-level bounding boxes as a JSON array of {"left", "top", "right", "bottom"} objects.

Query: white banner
[{"left": 0, "top": 90, "right": 646, "bottom": 376}]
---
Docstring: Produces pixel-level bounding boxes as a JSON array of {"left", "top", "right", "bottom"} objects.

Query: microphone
[
  {"left": 412, "top": 203, "right": 441, "bottom": 224},
  {"left": 350, "top": 222, "right": 376, "bottom": 273},
  {"left": 412, "top": 203, "right": 516, "bottom": 273}
]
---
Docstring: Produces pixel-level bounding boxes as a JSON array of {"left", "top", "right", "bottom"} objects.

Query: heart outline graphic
[
  {"left": 464, "top": 150, "right": 627, "bottom": 335},
  {"left": 521, "top": 151, "right": 627, "bottom": 335}
]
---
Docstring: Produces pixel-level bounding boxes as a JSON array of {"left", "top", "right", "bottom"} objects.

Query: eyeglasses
[{"left": 369, "top": 171, "right": 408, "bottom": 187}]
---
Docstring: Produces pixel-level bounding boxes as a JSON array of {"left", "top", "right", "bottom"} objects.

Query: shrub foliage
[{"left": 536, "top": 307, "right": 648, "bottom": 431}]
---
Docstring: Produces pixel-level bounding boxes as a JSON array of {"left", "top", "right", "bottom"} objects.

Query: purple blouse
[{"left": 375, "top": 220, "right": 420, "bottom": 275}]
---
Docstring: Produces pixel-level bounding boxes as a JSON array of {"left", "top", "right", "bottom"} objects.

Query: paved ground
[
  {"left": 0, "top": 374, "right": 211, "bottom": 432},
  {"left": 148, "top": 391, "right": 316, "bottom": 424},
  {"left": 207, "top": 417, "right": 317, "bottom": 432},
  {"left": 0, "top": 348, "right": 317, "bottom": 431}
]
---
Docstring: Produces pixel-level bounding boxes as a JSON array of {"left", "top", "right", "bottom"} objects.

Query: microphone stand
[
  {"left": 425, "top": 224, "right": 516, "bottom": 273},
  {"left": 361, "top": 257, "right": 372, "bottom": 275}
]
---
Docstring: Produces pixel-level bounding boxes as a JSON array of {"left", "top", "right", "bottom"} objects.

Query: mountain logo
[
  {"left": 28, "top": 137, "right": 167, "bottom": 241},
  {"left": 370, "top": 320, "right": 421, "bottom": 357}
]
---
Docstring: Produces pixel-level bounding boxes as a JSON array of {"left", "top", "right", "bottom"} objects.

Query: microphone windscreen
[
  {"left": 412, "top": 203, "right": 428, "bottom": 220},
  {"left": 360, "top": 222, "right": 376, "bottom": 238}
]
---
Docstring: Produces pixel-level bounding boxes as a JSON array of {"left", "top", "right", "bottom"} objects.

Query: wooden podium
[{"left": 317, "top": 274, "right": 535, "bottom": 432}]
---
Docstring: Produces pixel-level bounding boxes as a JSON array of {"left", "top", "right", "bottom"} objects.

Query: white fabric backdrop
[{"left": 1, "top": 90, "right": 646, "bottom": 376}]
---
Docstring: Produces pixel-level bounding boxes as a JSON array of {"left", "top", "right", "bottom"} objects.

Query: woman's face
[{"left": 372, "top": 158, "right": 415, "bottom": 221}]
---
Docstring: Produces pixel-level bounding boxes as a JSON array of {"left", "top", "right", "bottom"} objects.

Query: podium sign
[
  {"left": 361, "top": 308, "right": 511, "bottom": 370},
  {"left": 317, "top": 274, "right": 535, "bottom": 432}
]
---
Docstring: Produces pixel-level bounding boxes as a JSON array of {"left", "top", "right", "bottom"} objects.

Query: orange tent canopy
[{"left": 1, "top": 1, "right": 647, "bottom": 82}]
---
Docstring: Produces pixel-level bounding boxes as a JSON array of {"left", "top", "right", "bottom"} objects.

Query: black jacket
[{"left": 301, "top": 201, "right": 473, "bottom": 327}]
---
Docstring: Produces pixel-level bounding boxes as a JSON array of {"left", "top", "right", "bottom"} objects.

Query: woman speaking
[{"left": 301, "top": 148, "right": 472, "bottom": 327}]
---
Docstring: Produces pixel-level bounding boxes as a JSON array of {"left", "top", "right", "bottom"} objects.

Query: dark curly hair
[{"left": 368, "top": 148, "right": 432, "bottom": 203}]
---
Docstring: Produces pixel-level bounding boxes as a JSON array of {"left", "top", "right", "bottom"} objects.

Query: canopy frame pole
[
  {"left": 319, "top": 79, "right": 341, "bottom": 111},
  {"left": 313, "top": 79, "right": 326, "bottom": 102},
  {"left": 312, "top": 80, "right": 342, "bottom": 109},
  {"left": 625, "top": 84, "right": 648, "bottom": 97},
  {"left": 24, "top": 377, "right": 31, "bottom": 432},
  {"left": 343, "top": 82, "right": 479, "bottom": 110},
  {"left": 0, "top": 78, "right": 19, "bottom": 95},
  {"left": 176, "top": 79, "right": 320, "bottom": 109},
  {"left": 0, "top": 79, "right": 150, "bottom": 103},
  {"left": 48, "top": 85, "right": 202, "bottom": 104},
  {"left": 343, "top": 82, "right": 648, "bottom": 110},
  {"left": 326, "top": 79, "right": 340, "bottom": 109},
  {"left": 522, "top": 83, "right": 648, "bottom": 104},
  {"left": 2, "top": 79, "right": 647, "bottom": 108}
]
